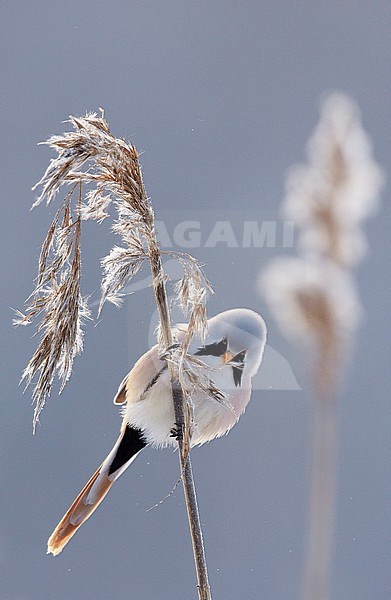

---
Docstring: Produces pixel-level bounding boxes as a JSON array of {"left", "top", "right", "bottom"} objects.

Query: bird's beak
[{"left": 223, "top": 351, "right": 235, "bottom": 364}]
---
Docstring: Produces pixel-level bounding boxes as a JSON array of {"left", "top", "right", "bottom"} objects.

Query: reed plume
[
  {"left": 16, "top": 111, "right": 213, "bottom": 599},
  {"left": 260, "top": 92, "right": 383, "bottom": 600}
]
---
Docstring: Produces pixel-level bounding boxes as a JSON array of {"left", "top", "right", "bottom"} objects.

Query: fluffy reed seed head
[
  {"left": 260, "top": 92, "right": 383, "bottom": 393},
  {"left": 17, "top": 112, "right": 212, "bottom": 430},
  {"left": 283, "top": 92, "right": 384, "bottom": 267}
]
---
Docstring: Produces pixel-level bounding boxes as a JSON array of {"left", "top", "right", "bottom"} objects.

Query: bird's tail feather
[{"left": 47, "top": 425, "right": 146, "bottom": 556}]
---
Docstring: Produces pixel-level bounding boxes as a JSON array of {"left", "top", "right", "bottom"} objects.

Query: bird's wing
[
  {"left": 47, "top": 425, "right": 146, "bottom": 556},
  {"left": 113, "top": 373, "right": 128, "bottom": 405},
  {"left": 113, "top": 345, "right": 162, "bottom": 405}
]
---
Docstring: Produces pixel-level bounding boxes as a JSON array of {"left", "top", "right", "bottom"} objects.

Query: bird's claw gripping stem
[{"left": 170, "top": 422, "right": 184, "bottom": 441}]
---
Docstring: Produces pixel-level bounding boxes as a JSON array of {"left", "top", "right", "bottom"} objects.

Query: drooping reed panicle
[
  {"left": 15, "top": 185, "right": 90, "bottom": 431},
  {"left": 16, "top": 111, "right": 213, "bottom": 599}
]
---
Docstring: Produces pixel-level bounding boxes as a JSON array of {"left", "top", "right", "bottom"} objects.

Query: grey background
[{"left": 1, "top": 2, "right": 390, "bottom": 599}]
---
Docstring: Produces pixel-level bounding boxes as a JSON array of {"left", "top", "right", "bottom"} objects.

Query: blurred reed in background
[{"left": 260, "top": 92, "right": 384, "bottom": 600}]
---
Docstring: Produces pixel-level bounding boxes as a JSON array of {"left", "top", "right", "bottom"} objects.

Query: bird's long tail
[{"left": 47, "top": 425, "right": 146, "bottom": 556}]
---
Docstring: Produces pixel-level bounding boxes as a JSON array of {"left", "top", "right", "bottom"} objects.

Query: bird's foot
[{"left": 170, "top": 422, "right": 184, "bottom": 441}]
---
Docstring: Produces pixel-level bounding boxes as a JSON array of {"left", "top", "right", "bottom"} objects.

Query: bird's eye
[{"left": 194, "top": 336, "right": 228, "bottom": 357}]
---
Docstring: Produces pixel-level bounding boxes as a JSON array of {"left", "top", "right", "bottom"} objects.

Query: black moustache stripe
[
  {"left": 232, "top": 364, "right": 244, "bottom": 387},
  {"left": 231, "top": 351, "right": 246, "bottom": 387},
  {"left": 194, "top": 336, "right": 228, "bottom": 357}
]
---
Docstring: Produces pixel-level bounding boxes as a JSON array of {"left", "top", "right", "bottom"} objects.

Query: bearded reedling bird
[{"left": 47, "top": 308, "right": 267, "bottom": 556}]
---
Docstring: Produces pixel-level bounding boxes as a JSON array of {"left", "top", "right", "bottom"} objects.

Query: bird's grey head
[{"left": 192, "top": 308, "right": 267, "bottom": 387}]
